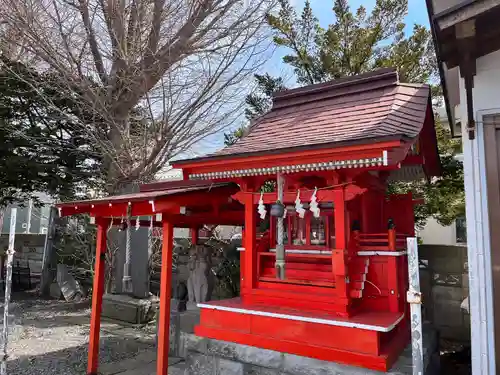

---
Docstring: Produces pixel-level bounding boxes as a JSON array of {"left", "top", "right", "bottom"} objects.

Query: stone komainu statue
[{"left": 187, "top": 245, "right": 214, "bottom": 307}]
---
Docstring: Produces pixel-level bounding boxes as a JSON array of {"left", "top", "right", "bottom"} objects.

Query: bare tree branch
[
  {"left": 78, "top": 0, "right": 108, "bottom": 83},
  {"left": 0, "top": 0, "right": 276, "bottom": 193}
]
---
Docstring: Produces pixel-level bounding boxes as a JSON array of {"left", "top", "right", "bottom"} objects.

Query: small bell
[{"left": 270, "top": 201, "right": 285, "bottom": 217}]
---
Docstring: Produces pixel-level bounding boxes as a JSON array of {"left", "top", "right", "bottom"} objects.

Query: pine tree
[
  {"left": 245, "top": 74, "right": 287, "bottom": 120},
  {"left": 0, "top": 58, "right": 102, "bottom": 206}
]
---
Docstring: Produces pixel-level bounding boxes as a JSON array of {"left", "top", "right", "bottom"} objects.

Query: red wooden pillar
[
  {"left": 157, "top": 216, "right": 174, "bottom": 375},
  {"left": 387, "top": 227, "right": 400, "bottom": 313},
  {"left": 388, "top": 228, "right": 396, "bottom": 251},
  {"left": 334, "top": 189, "right": 347, "bottom": 250},
  {"left": 333, "top": 189, "right": 348, "bottom": 300},
  {"left": 190, "top": 227, "right": 198, "bottom": 246},
  {"left": 240, "top": 229, "right": 246, "bottom": 291},
  {"left": 348, "top": 229, "right": 360, "bottom": 256},
  {"left": 87, "top": 218, "right": 108, "bottom": 375},
  {"left": 243, "top": 195, "right": 256, "bottom": 295}
]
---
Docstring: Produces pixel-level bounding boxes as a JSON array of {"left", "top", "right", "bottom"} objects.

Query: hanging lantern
[
  {"left": 310, "top": 187, "right": 320, "bottom": 218},
  {"left": 270, "top": 200, "right": 285, "bottom": 217},
  {"left": 295, "top": 190, "right": 306, "bottom": 218},
  {"left": 258, "top": 192, "right": 267, "bottom": 219}
]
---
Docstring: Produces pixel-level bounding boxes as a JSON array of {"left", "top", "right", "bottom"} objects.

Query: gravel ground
[{"left": 2, "top": 291, "right": 156, "bottom": 375}]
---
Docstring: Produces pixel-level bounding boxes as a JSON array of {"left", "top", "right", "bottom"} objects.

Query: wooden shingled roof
[
  {"left": 177, "top": 68, "right": 431, "bottom": 163},
  {"left": 222, "top": 68, "right": 429, "bottom": 156}
]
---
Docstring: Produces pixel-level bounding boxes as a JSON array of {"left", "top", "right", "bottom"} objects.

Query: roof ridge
[
  {"left": 272, "top": 68, "right": 397, "bottom": 102},
  {"left": 271, "top": 70, "right": 399, "bottom": 111},
  {"left": 223, "top": 69, "right": 402, "bottom": 152},
  {"left": 398, "top": 82, "right": 430, "bottom": 89}
]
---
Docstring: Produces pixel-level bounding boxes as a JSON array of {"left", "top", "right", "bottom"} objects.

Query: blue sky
[{"left": 302, "top": 0, "right": 429, "bottom": 31}]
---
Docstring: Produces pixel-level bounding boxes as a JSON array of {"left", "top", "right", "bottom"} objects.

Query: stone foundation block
[
  {"left": 101, "top": 293, "right": 158, "bottom": 324},
  {"left": 243, "top": 365, "right": 281, "bottom": 375},
  {"left": 182, "top": 332, "right": 208, "bottom": 355},
  {"left": 207, "top": 339, "right": 283, "bottom": 369},
  {"left": 175, "top": 317, "right": 438, "bottom": 375},
  {"left": 186, "top": 353, "right": 215, "bottom": 375},
  {"left": 283, "top": 355, "right": 371, "bottom": 375},
  {"left": 216, "top": 358, "right": 244, "bottom": 375}
]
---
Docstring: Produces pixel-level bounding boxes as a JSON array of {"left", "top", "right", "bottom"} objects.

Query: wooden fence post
[{"left": 407, "top": 237, "right": 423, "bottom": 375}]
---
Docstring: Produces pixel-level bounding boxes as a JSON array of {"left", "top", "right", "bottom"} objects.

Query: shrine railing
[
  {"left": 350, "top": 229, "right": 410, "bottom": 313},
  {"left": 355, "top": 230, "right": 409, "bottom": 253}
]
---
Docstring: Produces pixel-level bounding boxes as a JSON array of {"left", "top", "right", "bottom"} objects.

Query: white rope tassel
[
  {"left": 310, "top": 187, "right": 320, "bottom": 218},
  {"left": 257, "top": 192, "right": 267, "bottom": 219},
  {"left": 135, "top": 217, "right": 140, "bottom": 231},
  {"left": 295, "top": 190, "right": 306, "bottom": 218}
]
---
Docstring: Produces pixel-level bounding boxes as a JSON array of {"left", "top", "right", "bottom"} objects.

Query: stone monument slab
[{"left": 102, "top": 293, "right": 159, "bottom": 324}]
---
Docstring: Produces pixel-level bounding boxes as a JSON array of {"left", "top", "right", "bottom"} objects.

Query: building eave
[
  {"left": 426, "top": 0, "right": 459, "bottom": 137},
  {"left": 172, "top": 135, "right": 410, "bottom": 167}
]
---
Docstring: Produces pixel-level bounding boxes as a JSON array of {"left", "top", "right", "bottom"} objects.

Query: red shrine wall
[
  {"left": 384, "top": 193, "right": 415, "bottom": 236},
  {"left": 361, "top": 191, "right": 385, "bottom": 233},
  {"left": 346, "top": 198, "right": 361, "bottom": 231}
]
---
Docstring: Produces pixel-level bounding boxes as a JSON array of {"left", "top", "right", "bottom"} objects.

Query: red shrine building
[{"left": 56, "top": 68, "right": 440, "bottom": 375}]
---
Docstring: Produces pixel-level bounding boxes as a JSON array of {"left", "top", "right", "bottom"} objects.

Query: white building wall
[
  {"left": 458, "top": 48, "right": 500, "bottom": 375},
  {"left": 419, "top": 218, "right": 456, "bottom": 245}
]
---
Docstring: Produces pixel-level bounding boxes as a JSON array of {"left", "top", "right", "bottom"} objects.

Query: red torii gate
[{"left": 56, "top": 181, "right": 243, "bottom": 375}]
